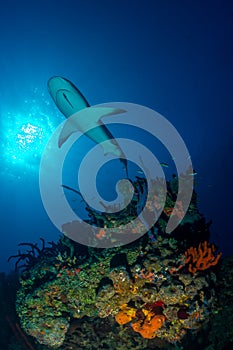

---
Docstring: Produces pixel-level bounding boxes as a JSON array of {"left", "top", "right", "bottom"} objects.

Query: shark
[{"left": 47, "top": 76, "right": 128, "bottom": 176}]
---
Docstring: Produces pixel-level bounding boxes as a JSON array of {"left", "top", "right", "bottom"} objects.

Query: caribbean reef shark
[{"left": 47, "top": 76, "right": 128, "bottom": 176}]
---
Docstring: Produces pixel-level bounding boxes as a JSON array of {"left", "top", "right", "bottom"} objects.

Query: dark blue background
[{"left": 0, "top": 0, "right": 232, "bottom": 272}]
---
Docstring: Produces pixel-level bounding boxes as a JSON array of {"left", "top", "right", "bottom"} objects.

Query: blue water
[{"left": 0, "top": 0, "right": 232, "bottom": 272}]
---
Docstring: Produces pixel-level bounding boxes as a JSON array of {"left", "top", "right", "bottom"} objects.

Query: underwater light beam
[{"left": 2, "top": 104, "right": 56, "bottom": 173}]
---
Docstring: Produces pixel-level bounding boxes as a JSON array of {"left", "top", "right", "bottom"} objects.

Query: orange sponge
[
  {"left": 115, "top": 305, "right": 137, "bottom": 325},
  {"left": 132, "top": 314, "right": 166, "bottom": 339}
]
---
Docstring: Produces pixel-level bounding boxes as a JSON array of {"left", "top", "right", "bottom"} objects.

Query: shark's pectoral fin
[
  {"left": 88, "top": 107, "right": 126, "bottom": 123},
  {"left": 58, "top": 107, "right": 126, "bottom": 148},
  {"left": 58, "top": 122, "right": 80, "bottom": 148}
]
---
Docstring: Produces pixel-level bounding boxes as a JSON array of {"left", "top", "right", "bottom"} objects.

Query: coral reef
[{"left": 12, "top": 175, "right": 223, "bottom": 349}]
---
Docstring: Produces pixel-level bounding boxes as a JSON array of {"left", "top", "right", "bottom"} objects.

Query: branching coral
[
  {"left": 185, "top": 241, "right": 222, "bottom": 274},
  {"left": 8, "top": 238, "right": 60, "bottom": 271}
]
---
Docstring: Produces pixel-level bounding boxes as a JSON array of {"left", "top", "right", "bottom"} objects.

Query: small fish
[
  {"left": 160, "top": 162, "right": 169, "bottom": 168},
  {"left": 189, "top": 171, "right": 197, "bottom": 176},
  {"left": 137, "top": 170, "right": 144, "bottom": 175}
]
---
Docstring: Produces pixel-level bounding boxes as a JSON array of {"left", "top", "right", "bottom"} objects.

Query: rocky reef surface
[{"left": 8, "top": 175, "right": 226, "bottom": 349}]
